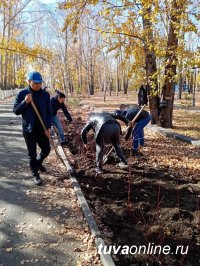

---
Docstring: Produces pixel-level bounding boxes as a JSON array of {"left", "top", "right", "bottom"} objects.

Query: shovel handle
[
  {"left": 124, "top": 105, "right": 146, "bottom": 135},
  {"left": 31, "top": 101, "right": 47, "bottom": 131},
  {"left": 103, "top": 146, "right": 113, "bottom": 164},
  {"left": 31, "top": 100, "right": 64, "bottom": 165}
]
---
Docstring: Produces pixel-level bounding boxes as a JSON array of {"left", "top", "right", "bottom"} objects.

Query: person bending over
[
  {"left": 81, "top": 112, "right": 128, "bottom": 174},
  {"left": 114, "top": 106, "right": 151, "bottom": 156}
]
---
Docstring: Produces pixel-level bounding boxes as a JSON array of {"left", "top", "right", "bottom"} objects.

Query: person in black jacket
[
  {"left": 138, "top": 85, "right": 148, "bottom": 106},
  {"left": 51, "top": 90, "right": 72, "bottom": 146},
  {"left": 115, "top": 106, "right": 151, "bottom": 156},
  {"left": 81, "top": 112, "right": 128, "bottom": 174},
  {"left": 13, "top": 71, "right": 52, "bottom": 185}
]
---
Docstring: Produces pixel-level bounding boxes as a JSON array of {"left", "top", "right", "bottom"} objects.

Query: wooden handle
[
  {"left": 131, "top": 105, "right": 146, "bottom": 123},
  {"left": 124, "top": 105, "right": 146, "bottom": 135},
  {"left": 31, "top": 100, "right": 65, "bottom": 165},
  {"left": 103, "top": 147, "right": 113, "bottom": 164},
  {"left": 103, "top": 105, "right": 146, "bottom": 164},
  {"left": 31, "top": 101, "right": 47, "bottom": 131}
]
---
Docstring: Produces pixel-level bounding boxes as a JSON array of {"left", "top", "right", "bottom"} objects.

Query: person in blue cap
[
  {"left": 13, "top": 71, "right": 52, "bottom": 185},
  {"left": 51, "top": 90, "right": 72, "bottom": 146}
]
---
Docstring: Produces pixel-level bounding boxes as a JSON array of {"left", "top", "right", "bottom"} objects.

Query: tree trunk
[
  {"left": 142, "top": 6, "right": 159, "bottom": 124},
  {"left": 160, "top": 0, "right": 184, "bottom": 128},
  {"left": 116, "top": 60, "right": 120, "bottom": 96},
  {"left": 4, "top": 0, "right": 12, "bottom": 90},
  {"left": 123, "top": 78, "right": 128, "bottom": 94},
  {"left": 178, "top": 73, "right": 183, "bottom": 100},
  {"left": 0, "top": 5, "right": 6, "bottom": 89},
  {"left": 121, "top": 68, "right": 128, "bottom": 94},
  {"left": 98, "top": 66, "right": 104, "bottom": 92}
]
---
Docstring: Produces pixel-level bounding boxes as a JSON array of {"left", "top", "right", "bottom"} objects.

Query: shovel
[{"left": 31, "top": 100, "right": 65, "bottom": 165}]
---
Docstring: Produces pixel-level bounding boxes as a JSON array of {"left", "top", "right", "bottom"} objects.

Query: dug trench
[{"left": 58, "top": 113, "right": 200, "bottom": 266}]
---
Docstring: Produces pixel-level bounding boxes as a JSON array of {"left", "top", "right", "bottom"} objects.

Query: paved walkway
[{"left": 0, "top": 101, "right": 88, "bottom": 266}]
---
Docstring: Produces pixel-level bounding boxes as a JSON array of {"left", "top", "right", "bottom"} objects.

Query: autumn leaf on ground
[{"left": 5, "top": 247, "right": 13, "bottom": 253}]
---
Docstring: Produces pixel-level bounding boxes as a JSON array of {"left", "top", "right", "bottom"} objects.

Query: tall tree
[
  {"left": 141, "top": 1, "right": 159, "bottom": 124},
  {"left": 160, "top": 0, "right": 189, "bottom": 127}
]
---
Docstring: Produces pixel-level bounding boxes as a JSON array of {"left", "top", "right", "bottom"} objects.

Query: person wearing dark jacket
[
  {"left": 51, "top": 90, "right": 72, "bottom": 146},
  {"left": 81, "top": 112, "right": 128, "bottom": 174},
  {"left": 138, "top": 85, "right": 148, "bottom": 106},
  {"left": 115, "top": 106, "right": 151, "bottom": 156},
  {"left": 13, "top": 71, "right": 52, "bottom": 185}
]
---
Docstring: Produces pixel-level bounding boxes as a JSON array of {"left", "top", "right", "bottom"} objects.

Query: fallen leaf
[
  {"left": 74, "top": 247, "right": 82, "bottom": 252},
  {"left": 50, "top": 243, "right": 59, "bottom": 248},
  {"left": 5, "top": 247, "right": 13, "bottom": 253}
]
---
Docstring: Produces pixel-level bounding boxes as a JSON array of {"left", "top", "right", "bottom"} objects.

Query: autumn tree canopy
[
  {"left": 0, "top": 0, "right": 199, "bottom": 128},
  {"left": 59, "top": 0, "right": 199, "bottom": 127}
]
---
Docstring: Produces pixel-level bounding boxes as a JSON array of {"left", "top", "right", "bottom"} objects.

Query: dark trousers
[
  {"left": 23, "top": 130, "right": 50, "bottom": 175},
  {"left": 96, "top": 123, "right": 127, "bottom": 170}
]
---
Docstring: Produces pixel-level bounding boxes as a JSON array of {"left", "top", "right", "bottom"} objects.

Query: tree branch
[
  {"left": 88, "top": 27, "right": 144, "bottom": 42},
  {"left": 0, "top": 47, "right": 47, "bottom": 60},
  {"left": 4, "top": 0, "right": 32, "bottom": 30}
]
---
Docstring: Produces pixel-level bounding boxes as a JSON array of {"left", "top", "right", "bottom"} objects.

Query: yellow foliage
[
  {"left": 60, "top": 0, "right": 199, "bottom": 91},
  {"left": 0, "top": 35, "right": 52, "bottom": 61},
  {"left": 15, "top": 67, "right": 27, "bottom": 88}
]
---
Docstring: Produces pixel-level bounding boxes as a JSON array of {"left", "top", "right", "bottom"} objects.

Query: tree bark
[
  {"left": 142, "top": 6, "right": 159, "bottom": 124},
  {"left": 178, "top": 73, "right": 183, "bottom": 100},
  {"left": 160, "top": 0, "right": 184, "bottom": 128}
]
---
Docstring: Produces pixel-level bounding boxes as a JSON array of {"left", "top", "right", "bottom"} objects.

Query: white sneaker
[
  {"left": 96, "top": 168, "right": 103, "bottom": 174},
  {"left": 117, "top": 162, "right": 129, "bottom": 169}
]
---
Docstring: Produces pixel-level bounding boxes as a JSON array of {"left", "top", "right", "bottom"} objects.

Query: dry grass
[{"left": 172, "top": 109, "right": 200, "bottom": 139}]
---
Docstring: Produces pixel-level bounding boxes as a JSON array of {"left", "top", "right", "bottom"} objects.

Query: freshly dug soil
[{"left": 60, "top": 114, "right": 200, "bottom": 266}]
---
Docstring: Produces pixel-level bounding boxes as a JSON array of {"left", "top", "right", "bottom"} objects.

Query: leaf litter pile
[{"left": 59, "top": 105, "right": 200, "bottom": 266}]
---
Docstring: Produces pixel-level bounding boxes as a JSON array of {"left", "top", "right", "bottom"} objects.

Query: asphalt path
[{"left": 0, "top": 101, "right": 83, "bottom": 266}]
